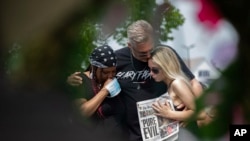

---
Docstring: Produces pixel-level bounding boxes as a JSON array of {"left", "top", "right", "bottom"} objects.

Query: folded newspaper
[{"left": 137, "top": 93, "right": 179, "bottom": 141}]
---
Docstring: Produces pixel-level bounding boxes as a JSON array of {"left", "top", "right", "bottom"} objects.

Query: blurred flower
[
  {"left": 232, "top": 105, "right": 246, "bottom": 124},
  {"left": 196, "top": 0, "right": 222, "bottom": 30},
  {"left": 211, "top": 40, "right": 238, "bottom": 70}
]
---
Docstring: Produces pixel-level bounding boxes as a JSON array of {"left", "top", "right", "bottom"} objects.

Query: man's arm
[{"left": 67, "top": 72, "right": 83, "bottom": 86}]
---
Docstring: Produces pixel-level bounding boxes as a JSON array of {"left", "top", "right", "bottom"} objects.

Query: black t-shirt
[{"left": 115, "top": 47, "right": 194, "bottom": 141}]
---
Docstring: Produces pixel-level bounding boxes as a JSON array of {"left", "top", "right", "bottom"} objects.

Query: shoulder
[
  {"left": 171, "top": 78, "right": 194, "bottom": 97},
  {"left": 79, "top": 72, "right": 91, "bottom": 87},
  {"left": 115, "top": 47, "right": 130, "bottom": 64},
  {"left": 171, "top": 79, "right": 188, "bottom": 90},
  {"left": 81, "top": 72, "right": 89, "bottom": 80},
  {"left": 115, "top": 47, "right": 129, "bottom": 55}
]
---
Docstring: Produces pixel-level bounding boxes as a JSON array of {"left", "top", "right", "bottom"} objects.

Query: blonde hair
[
  {"left": 150, "top": 46, "right": 192, "bottom": 88},
  {"left": 127, "top": 20, "right": 153, "bottom": 46}
]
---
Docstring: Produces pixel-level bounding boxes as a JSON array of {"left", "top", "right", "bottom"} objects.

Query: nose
[
  {"left": 145, "top": 53, "right": 151, "bottom": 59},
  {"left": 145, "top": 50, "right": 152, "bottom": 59},
  {"left": 108, "top": 72, "right": 115, "bottom": 79},
  {"left": 141, "top": 52, "right": 151, "bottom": 62},
  {"left": 149, "top": 70, "right": 154, "bottom": 76}
]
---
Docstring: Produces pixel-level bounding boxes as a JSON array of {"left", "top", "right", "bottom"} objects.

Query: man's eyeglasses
[{"left": 150, "top": 68, "right": 160, "bottom": 74}]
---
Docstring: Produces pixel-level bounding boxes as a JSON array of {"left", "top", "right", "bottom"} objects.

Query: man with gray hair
[{"left": 115, "top": 20, "right": 202, "bottom": 141}]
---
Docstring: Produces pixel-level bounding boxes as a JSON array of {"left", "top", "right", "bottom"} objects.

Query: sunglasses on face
[{"left": 151, "top": 68, "right": 160, "bottom": 74}]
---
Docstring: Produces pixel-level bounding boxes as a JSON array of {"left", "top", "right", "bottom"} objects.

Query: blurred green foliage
[
  {"left": 76, "top": 0, "right": 185, "bottom": 70},
  {"left": 4, "top": 0, "right": 185, "bottom": 88},
  {"left": 113, "top": 0, "right": 185, "bottom": 46}
]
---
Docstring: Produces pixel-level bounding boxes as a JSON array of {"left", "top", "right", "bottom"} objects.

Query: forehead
[
  {"left": 148, "top": 59, "right": 159, "bottom": 67},
  {"left": 101, "top": 66, "right": 116, "bottom": 71},
  {"left": 133, "top": 39, "right": 154, "bottom": 52}
]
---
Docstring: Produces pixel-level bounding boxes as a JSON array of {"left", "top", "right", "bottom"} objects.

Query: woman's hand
[
  {"left": 103, "top": 78, "right": 121, "bottom": 98},
  {"left": 152, "top": 100, "right": 173, "bottom": 119},
  {"left": 103, "top": 78, "right": 113, "bottom": 88}
]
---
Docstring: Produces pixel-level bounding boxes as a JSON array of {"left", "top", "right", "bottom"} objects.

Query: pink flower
[
  {"left": 232, "top": 105, "right": 246, "bottom": 124},
  {"left": 167, "top": 126, "right": 173, "bottom": 134},
  {"left": 197, "top": 0, "right": 222, "bottom": 30}
]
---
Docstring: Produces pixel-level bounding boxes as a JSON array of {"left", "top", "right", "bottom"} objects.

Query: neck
[
  {"left": 130, "top": 52, "right": 148, "bottom": 72},
  {"left": 164, "top": 78, "right": 174, "bottom": 87}
]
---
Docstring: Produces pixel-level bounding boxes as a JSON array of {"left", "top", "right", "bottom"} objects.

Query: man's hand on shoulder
[{"left": 67, "top": 72, "right": 82, "bottom": 86}]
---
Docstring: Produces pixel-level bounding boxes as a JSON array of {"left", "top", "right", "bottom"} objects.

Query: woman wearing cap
[{"left": 70, "top": 45, "right": 125, "bottom": 139}]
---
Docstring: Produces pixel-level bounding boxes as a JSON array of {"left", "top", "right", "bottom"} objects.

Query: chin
[
  {"left": 154, "top": 79, "right": 161, "bottom": 82},
  {"left": 140, "top": 58, "right": 148, "bottom": 62}
]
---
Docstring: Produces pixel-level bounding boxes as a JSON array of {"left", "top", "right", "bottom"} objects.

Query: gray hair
[{"left": 127, "top": 20, "right": 153, "bottom": 46}]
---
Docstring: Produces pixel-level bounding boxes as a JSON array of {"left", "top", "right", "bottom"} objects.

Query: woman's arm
[
  {"left": 74, "top": 78, "right": 112, "bottom": 117},
  {"left": 74, "top": 88, "right": 109, "bottom": 117},
  {"left": 153, "top": 79, "right": 196, "bottom": 121},
  {"left": 190, "top": 78, "right": 203, "bottom": 97},
  {"left": 173, "top": 79, "right": 195, "bottom": 108},
  {"left": 153, "top": 102, "right": 194, "bottom": 121}
]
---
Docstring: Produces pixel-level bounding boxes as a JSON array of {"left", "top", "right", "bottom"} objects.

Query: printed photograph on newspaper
[{"left": 137, "top": 93, "right": 179, "bottom": 141}]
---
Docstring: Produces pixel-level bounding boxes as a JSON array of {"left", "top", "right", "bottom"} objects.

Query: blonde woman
[{"left": 149, "top": 46, "right": 205, "bottom": 131}]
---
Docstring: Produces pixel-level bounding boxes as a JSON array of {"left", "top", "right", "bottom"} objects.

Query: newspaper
[{"left": 137, "top": 93, "right": 179, "bottom": 141}]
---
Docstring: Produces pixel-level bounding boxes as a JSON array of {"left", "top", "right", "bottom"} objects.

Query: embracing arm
[
  {"left": 74, "top": 88, "right": 109, "bottom": 117},
  {"left": 152, "top": 79, "right": 196, "bottom": 121},
  {"left": 190, "top": 78, "right": 203, "bottom": 97},
  {"left": 175, "top": 79, "right": 206, "bottom": 121},
  {"left": 190, "top": 78, "right": 207, "bottom": 120},
  {"left": 67, "top": 72, "right": 83, "bottom": 86},
  {"left": 74, "top": 79, "right": 112, "bottom": 117},
  {"left": 169, "top": 79, "right": 196, "bottom": 121}
]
